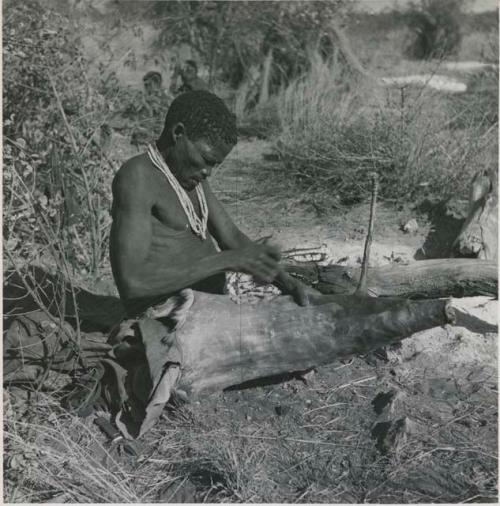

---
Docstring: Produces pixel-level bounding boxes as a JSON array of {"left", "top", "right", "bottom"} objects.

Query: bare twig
[
  {"left": 356, "top": 172, "right": 379, "bottom": 294},
  {"left": 48, "top": 73, "right": 101, "bottom": 278},
  {"left": 7, "top": 165, "right": 83, "bottom": 358}
]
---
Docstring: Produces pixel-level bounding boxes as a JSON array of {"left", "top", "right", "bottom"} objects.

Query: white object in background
[
  {"left": 442, "top": 61, "right": 499, "bottom": 73},
  {"left": 380, "top": 74, "right": 467, "bottom": 93}
]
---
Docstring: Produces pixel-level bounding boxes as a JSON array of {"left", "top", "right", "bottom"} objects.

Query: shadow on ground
[{"left": 414, "top": 200, "right": 465, "bottom": 259}]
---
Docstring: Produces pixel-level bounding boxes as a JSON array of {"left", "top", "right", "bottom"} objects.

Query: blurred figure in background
[
  {"left": 131, "top": 71, "right": 170, "bottom": 148},
  {"left": 142, "top": 70, "right": 170, "bottom": 114},
  {"left": 170, "top": 59, "right": 209, "bottom": 95},
  {"left": 143, "top": 70, "right": 163, "bottom": 96}
]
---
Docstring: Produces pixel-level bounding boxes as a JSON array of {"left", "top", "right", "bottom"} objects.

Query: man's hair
[
  {"left": 143, "top": 70, "right": 162, "bottom": 84},
  {"left": 158, "top": 90, "right": 237, "bottom": 148},
  {"left": 185, "top": 60, "right": 198, "bottom": 73}
]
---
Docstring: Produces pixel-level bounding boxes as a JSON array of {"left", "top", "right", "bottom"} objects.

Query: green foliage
[
  {"left": 3, "top": 1, "right": 171, "bottom": 281},
  {"left": 403, "top": 0, "right": 463, "bottom": 60}
]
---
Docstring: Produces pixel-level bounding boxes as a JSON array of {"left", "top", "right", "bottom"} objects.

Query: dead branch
[{"left": 356, "top": 172, "right": 379, "bottom": 294}]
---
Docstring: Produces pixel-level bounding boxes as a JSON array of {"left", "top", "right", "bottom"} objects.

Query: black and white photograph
[{"left": 3, "top": 0, "right": 498, "bottom": 502}]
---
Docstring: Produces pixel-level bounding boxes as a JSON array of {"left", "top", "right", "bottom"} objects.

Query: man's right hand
[{"left": 227, "top": 243, "right": 281, "bottom": 283}]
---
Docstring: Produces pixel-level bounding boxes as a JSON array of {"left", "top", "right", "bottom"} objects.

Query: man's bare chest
[{"left": 151, "top": 176, "right": 202, "bottom": 232}]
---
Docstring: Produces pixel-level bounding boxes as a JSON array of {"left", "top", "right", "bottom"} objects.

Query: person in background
[
  {"left": 143, "top": 71, "right": 164, "bottom": 96},
  {"left": 169, "top": 60, "right": 210, "bottom": 95}
]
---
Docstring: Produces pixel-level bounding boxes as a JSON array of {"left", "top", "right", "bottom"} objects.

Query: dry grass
[
  {"left": 274, "top": 55, "right": 497, "bottom": 207},
  {"left": 5, "top": 347, "right": 497, "bottom": 503},
  {"left": 4, "top": 391, "right": 140, "bottom": 503}
]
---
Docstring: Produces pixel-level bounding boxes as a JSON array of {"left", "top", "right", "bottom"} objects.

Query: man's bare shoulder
[
  {"left": 112, "top": 153, "right": 158, "bottom": 210},
  {"left": 112, "top": 154, "right": 153, "bottom": 195}
]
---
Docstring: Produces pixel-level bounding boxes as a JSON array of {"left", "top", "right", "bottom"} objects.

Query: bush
[
  {"left": 275, "top": 56, "right": 496, "bottom": 207},
  {"left": 3, "top": 1, "right": 167, "bottom": 283},
  {"left": 148, "top": 1, "right": 346, "bottom": 94},
  {"left": 3, "top": 2, "right": 115, "bottom": 282},
  {"left": 403, "top": 0, "right": 462, "bottom": 60}
]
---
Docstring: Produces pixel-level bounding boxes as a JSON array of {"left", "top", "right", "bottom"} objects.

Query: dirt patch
[
  {"left": 214, "top": 139, "right": 464, "bottom": 268},
  {"left": 167, "top": 139, "right": 498, "bottom": 502},
  {"left": 161, "top": 294, "right": 496, "bottom": 502}
]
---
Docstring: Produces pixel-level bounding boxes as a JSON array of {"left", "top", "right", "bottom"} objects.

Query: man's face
[
  {"left": 172, "top": 136, "right": 234, "bottom": 191},
  {"left": 144, "top": 80, "right": 158, "bottom": 95},
  {"left": 182, "top": 65, "right": 197, "bottom": 82},
  {"left": 144, "top": 80, "right": 153, "bottom": 95}
]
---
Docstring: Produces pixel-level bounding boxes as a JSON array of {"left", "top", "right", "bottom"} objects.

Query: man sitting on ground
[{"left": 110, "top": 90, "right": 316, "bottom": 317}]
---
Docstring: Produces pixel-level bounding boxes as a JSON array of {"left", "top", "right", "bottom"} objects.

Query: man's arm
[
  {"left": 110, "top": 165, "right": 281, "bottom": 300},
  {"left": 203, "top": 182, "right": 321, "bottom": 305},
  {"left": 203, "top": 181, "right": 253, "bottom": 251},
  {"left": 110, "top": 165, "right": 230, "bottom": 300}
]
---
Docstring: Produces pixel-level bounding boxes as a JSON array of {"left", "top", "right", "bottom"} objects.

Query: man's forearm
[
  {"left": 217, "top": 228, "right": 253, "bottom": 251},
  {"left": 122, "top": 250, "right": 237, "bottom": 299}
]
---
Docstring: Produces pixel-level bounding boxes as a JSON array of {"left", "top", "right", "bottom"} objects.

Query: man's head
[
  {"left": 157, "top": 90, "right": 237, "bottom": 191},
  {"left": 181, "top": 60, "right": 198, "bottom": 82},
  {"left": 143, "top": 71, "right": 162, "bottom": 95}
]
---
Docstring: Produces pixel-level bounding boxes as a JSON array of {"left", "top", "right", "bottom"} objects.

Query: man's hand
[
  {"left": 287, "top": 279, "right": 322, "bottom": 306},
  {"left": 272, "top": 269, "right": 322, "bottom": 306},
  {"left": 227, "top": 243, "right": 282, "bottom": 283}
]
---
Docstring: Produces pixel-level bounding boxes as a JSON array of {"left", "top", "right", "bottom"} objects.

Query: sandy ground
[
  {"left": 213, "top": 136, "right": 498, "bottom": 441},
  {"left": 217, "top": 135, "right": 498, "bottom": 408}
]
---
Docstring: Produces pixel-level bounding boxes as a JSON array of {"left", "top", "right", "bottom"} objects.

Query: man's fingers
[
  {"left": 261, "top": 244, "right": 282, "bottom": 261},
  {"left": 295, "top": 286, "right": 309, "bottom": 306},
  {"left": 258, "top": 255, "right": 280, "bottom": 271},
  {"left": 251, "top": 263, "right": 279, "bottom": 283}
]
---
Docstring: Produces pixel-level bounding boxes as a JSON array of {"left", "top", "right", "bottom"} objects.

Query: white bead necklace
[{"left": 147, "top": 143, "right": 208, "bottom": 240}]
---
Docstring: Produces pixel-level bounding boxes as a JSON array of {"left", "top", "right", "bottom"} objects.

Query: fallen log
[
  {"left": 4, "top": 270, "right": 454, "bottom": 384},
  {"left": 175, "top": 292, "right": 454, "bottom": 396},
  {"left": 285, "top": 259, "right": 497, "bottom": 299},
  {"left": 4, "top": 259, "right": 496, "bottom": 335}
]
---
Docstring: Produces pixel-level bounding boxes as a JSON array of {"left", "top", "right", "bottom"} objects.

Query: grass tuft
[{"left": 274, "top": 55, "right": 497, "bottom": 208}]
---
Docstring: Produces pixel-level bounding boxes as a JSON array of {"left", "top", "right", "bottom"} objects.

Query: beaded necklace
[{"left": 147, "top": 143, "right": 208, "bottom": 240}]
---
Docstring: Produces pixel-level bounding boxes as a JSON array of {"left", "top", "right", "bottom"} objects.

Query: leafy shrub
[
  {"left": 3, "top": 1, "right": 115, "bottom": 280},
  {"left": 275, "top": 57, "right": 496, "bottom": 207},
  {"left": 403, "top": 0, "right": 462, "bottom": 60},
  {"left": 147, "top": 1, "right": 346, "bottom": 96}
]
